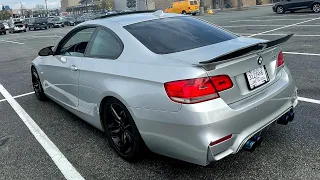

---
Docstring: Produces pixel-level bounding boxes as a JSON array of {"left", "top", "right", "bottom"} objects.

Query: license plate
[{"left": 245, "top": 66, "right": 269, "bottom": 90}]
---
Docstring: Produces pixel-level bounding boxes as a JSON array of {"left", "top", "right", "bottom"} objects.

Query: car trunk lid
[{"left": 163, "top": 35, "right": 292, "bottom": 104}]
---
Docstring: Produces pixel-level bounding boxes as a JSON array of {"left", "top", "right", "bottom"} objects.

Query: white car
[
  {"left": 3, "top": 22, "right": 9, "bottom": 30},
  {"left": 9, "top": 21, "right": 26, "bottom": 33}
]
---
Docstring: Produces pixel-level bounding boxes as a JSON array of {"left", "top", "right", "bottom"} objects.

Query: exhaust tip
[
  {"left": 288, "top": 109, "right": 294, "bottom": 122},
  {"left": 277, "top": 113, "right": 289, "bottom": 125},
  {"left": 243, "top": 134, "right": 263, "bottom": 152}
]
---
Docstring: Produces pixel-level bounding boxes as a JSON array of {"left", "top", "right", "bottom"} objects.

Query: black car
[
  {"left": 28, "top": 17, "right": 48, "bottom": 30},
  {"left": 0, "top": 22, "right": 6, "bottom": 35},
  {"left": 63, "top": 17, "right": 76, "bottom": 26},
  {"left": 273, "top": 0, "right": 320, "bottom": 14}
]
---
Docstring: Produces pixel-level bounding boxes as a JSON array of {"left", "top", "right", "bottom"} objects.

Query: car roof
[{"left": 84, "top": 11, "right": 184, "bottom": 26}]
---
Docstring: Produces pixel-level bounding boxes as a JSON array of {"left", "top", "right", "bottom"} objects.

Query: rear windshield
[
  {"left": 35, "top": 18, "right": 47, "bottom": 23},
  {"left": 52, "top": 17, "right": 60, "bottom": 21},
  {"left": 190, "top": 1, "right": 198, "bottom": 5},
  {"left": 125, "top": 17, "right": 237, "bottom": 54}
]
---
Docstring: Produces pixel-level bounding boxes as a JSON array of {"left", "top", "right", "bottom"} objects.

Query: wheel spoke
[
  {"left": 125, "top": 129, "right": 134, "bottom": 139},
  {"left": 110, "top": 104, "right": 122, "bottom": 123},
  {"left": 120, "top": 131, "right": 133, "bottom": 154},
  {"left": 109, "top": 127, "right": 121, "bottom": 138}
]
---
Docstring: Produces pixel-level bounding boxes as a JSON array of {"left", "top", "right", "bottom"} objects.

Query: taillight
[
  {"left": 277, "top": 51, "right": 285, "bottom": 67},
  {"left": 209, "top": 134, "right": 232, "bottom": 146},
  {"left": 164, "top": 75, "right": 233, "bottom": 104}
]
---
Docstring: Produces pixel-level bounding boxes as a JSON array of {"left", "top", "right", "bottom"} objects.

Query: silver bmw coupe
[{"left": 31, "top": 10, "right": 298, "bottom": 166}]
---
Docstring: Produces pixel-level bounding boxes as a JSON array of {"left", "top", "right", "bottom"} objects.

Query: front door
[{"left": 43, "top": 27, "right": 96, "bottom": 108}]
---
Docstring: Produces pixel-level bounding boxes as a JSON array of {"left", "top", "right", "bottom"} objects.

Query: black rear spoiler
[{"left": 199, "top": 33, "right": 293, "bottom": 65}]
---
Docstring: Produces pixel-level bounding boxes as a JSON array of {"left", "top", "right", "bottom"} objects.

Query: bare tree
[{"left": 126, "top": 0, "right": 136, "bottom": 9}]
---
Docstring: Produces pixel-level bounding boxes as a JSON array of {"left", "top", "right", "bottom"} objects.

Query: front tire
[
  {"left": 102, "top": 98, "right": 145, "bottom": 161},
  {"left": 182, "top": 10, "right": 187, "bottom": 15},
  {"left": 276, "top": 6, "right": 285, "bottom": 14},
  {"left": 31, "top": 67, "right": 47, "bottom": 101},
  {"left": 312, "top": 3, "right": 320, "bottom": 12}
]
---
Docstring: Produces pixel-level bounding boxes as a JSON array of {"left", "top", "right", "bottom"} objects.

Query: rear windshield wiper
[{"left": 199, "top": 33, "right": 293, "bottom": 64}]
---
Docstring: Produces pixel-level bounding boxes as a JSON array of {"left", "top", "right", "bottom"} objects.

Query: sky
[{"left": 1, "top": 0, "right": 61, "bottom": 9}]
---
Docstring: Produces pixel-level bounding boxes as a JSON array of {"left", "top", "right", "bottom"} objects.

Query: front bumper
[{"left": 132, "top": 66, "right": 298, "bottom": 166}]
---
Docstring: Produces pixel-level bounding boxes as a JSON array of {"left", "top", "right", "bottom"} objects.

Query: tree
[
  {"left": 126, "top": 0, "right": 136, "bottom": 9},
  {"left": 35, "top": 4, "right": 45, "bottom": 10},
  {"left": 0, "top": 11, "right": 11, "bottom": 20},
  {"left": 100, "top": 0, "right": 114, "bottom": 11}
]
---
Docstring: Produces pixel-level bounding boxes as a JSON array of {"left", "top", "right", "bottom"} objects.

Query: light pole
[
  {"left": 237, "top": 0, "right": 242, "bottom": 9},
  {"left": 20, "top": 2, "right": 23, "bottom": 17},
  {"left": 45, "top": 0, "right": 48, "bottom": 17}
]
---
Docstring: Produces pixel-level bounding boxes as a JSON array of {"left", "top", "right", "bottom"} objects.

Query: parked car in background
[
  {"left": 3, "top": 22, "right": 9, "bottom": 30},
  {"left": 0, "top": 22, "right": 6, "bottom": 35},
  {"left": 24, "top": 18, "right": 30, "bottom": 28},
  {"left": 74, "top": 16, "right": 86, "bottom": 25},
  {"left": 63, "top": 17, "right": 76, "bottom": 26},
  {"left": 165, "top": 0, "right": 200, "bottom": 15},
  {"left": 8, "top": 21, "right": 26, "bottom": 33},
  {"left": 29, "top": 17, "right": 48, "bottom": 30},
  {"left": 273, "top": 0, "right": 320, "bottom": 13},
  {"left": 50, "top": 17, "right": 65, "bottom": 28}
]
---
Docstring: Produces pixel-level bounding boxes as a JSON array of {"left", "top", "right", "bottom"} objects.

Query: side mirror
[{"left": 39, "top": 46, "right": 54, "bottom": 56}]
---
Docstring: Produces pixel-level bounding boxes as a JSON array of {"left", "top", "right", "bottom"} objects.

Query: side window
[
  {"left": 169, "top": 4, "right": 173, "bottom": 8},
  {"left": 87, "top": 28, "right": 123, "bottom": 59},
  {"left": 59, "top": 27, "right": 96, "bottom": 57}
]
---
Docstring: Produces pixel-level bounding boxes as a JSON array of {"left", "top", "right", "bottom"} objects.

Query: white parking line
[
  {"left": 298, "top": 97, "right": 320, "bottom": 104},
  {"left": 253, "top": 14, "right": 320, "bottom": 18},
  {"left": 0, "top": 40, "right": 25, "bottom": 45},
  {"left": 31, "top": 35, "right": 63, "bottom": 38},
  {"left": 238, "top": 33, "right": 320, "bottom": 37},
  {"left": 222, "top": 25, "right": 320, "bottom": 28},
  {"left": 0, "top": 91, "right": 35, "bottom": 103},
  {"left": 284, "top": 52, "right": 320, "bottom": 56},
  {"left": 230, "top": 18, "right": 314, "bottom": 22},
  {"left": 249, "top": 17, "right": 320, "bottom": 37},
  {"left": 0, "top": 84, "right": 85, "bottom": 180}
]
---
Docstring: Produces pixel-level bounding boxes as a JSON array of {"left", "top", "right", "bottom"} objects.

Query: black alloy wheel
[
  {"left": 31, "top": 67, "right": 47, "bottom": 101},
  {"left": 103, "top": 98, "right": 145, "bottom": 161}
]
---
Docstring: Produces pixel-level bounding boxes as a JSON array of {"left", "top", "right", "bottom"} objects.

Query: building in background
[{"left": 61, "top": 0, "right": 79, "bottom": 12}]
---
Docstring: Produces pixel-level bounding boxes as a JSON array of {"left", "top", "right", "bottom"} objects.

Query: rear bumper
[
  {"left": 131, "top": 66, "right": 298, "bottom": 166},
  {"left": 32, "top": 25, "right": 47, "bottom": 28}
]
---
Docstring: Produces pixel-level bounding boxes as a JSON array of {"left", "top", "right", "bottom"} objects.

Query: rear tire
[
  {"left": 312, "top": 3, "right": 320, "bottom": 12},
  {"left": 31, "top": 67, "right": 47, "bottom": 101},
  {"left": 276, "top": 6, "right": 285, "bottom": 14},
  {"left": 102, "top": 98, "right": 146, "bottom": 162}
]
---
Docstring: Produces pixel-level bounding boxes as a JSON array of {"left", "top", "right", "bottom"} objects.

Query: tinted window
[
  {"left": 87, "top": 28, "right": 123, "bottom": 59},
  {"left": 35, "top": 18, "right": 47, "bottom": 23},
  {"left": 59, "top": 28, "right": 96, "bottom": 57},
  {"left": 52, "top": 17, "right": 60, "bottom": 21},
  {"left": 125, "top": 17, "right": 237, "bottom": 54},
  {"left": 190, "top": 1, "right": 198, "bottom": 5}
]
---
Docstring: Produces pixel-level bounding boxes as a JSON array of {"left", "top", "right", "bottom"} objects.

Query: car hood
[{"left": 162, "top": 36, "right": 266, "bottom": 65}]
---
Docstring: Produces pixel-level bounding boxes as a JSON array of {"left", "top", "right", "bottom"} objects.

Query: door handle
[{"left": 70, "top": 65, "right": 78, "bottom": 71}]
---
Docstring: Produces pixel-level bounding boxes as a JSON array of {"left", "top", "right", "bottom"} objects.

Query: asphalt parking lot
[{"left": 0, "top": 6, "right": 320, "bottom": 180}]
